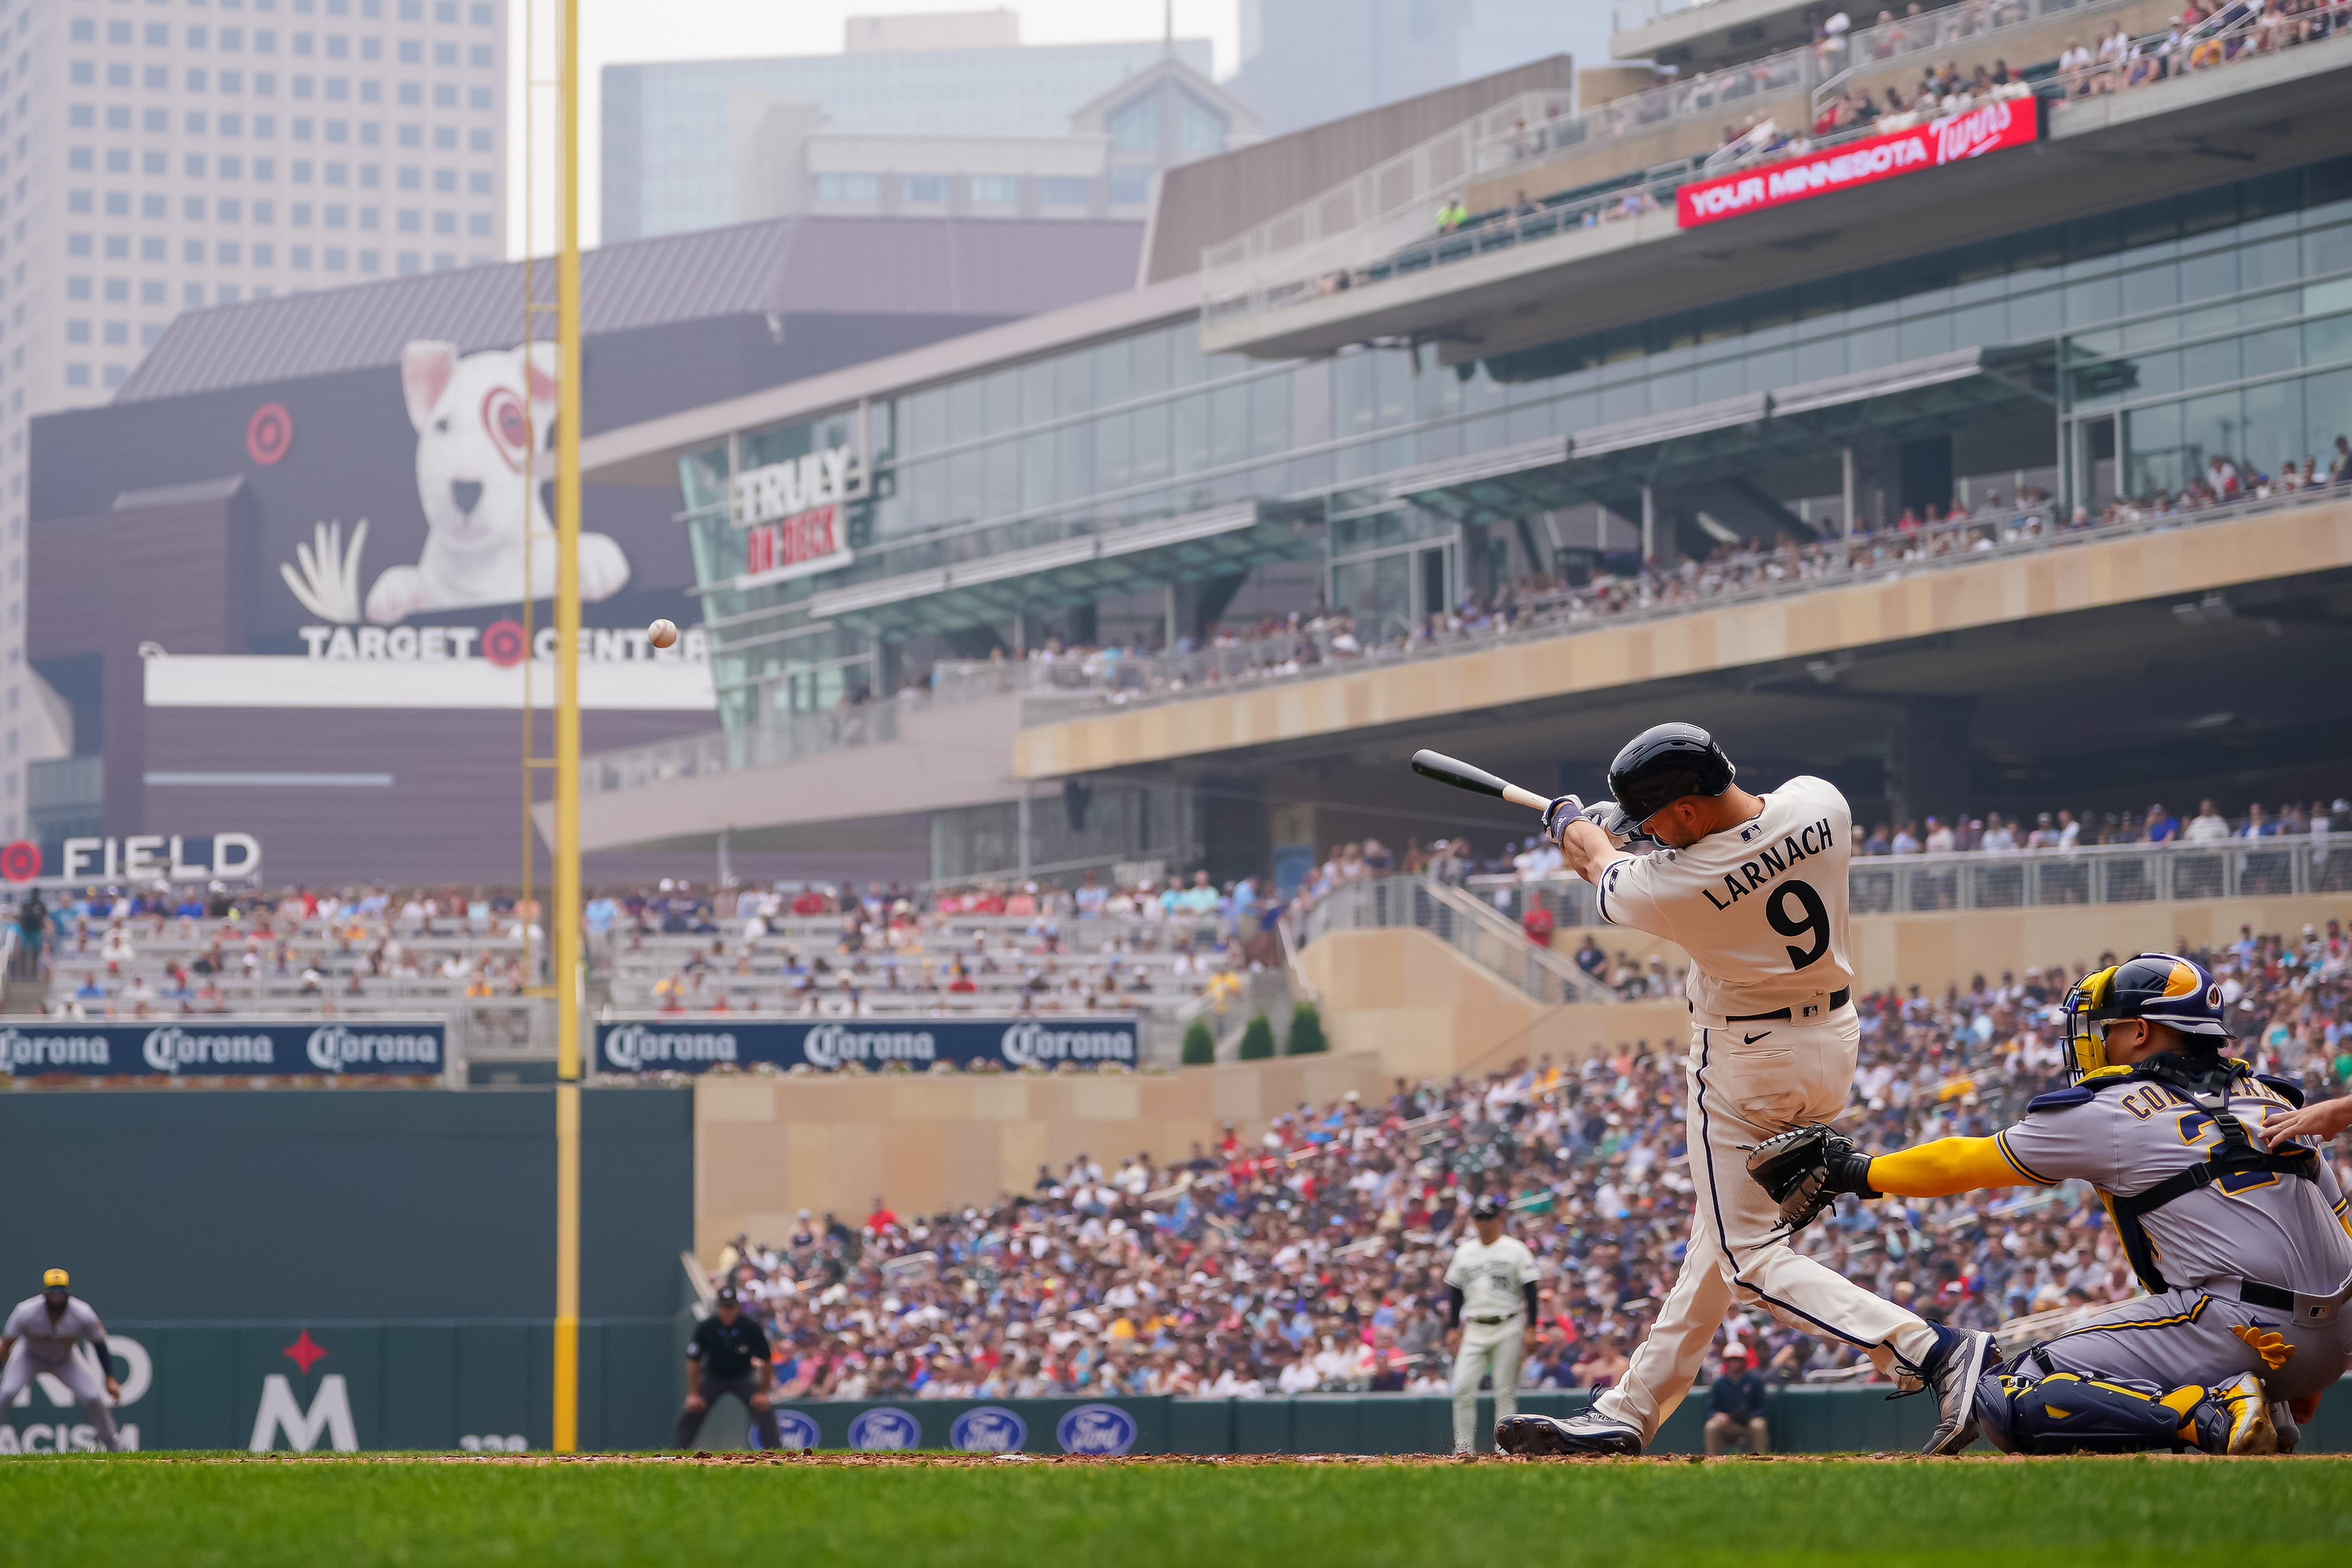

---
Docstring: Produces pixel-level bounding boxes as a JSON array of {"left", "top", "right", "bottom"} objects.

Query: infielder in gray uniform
[
  {"left": 0, "top": 1268, "right": 123, "bottom": 1452},
  {"left": 1748, "top": 952, "right": 2352, "bottom": 1454},
  {"left": 1444, "top": 1193, "right": 1539, "bottom": 1453}
]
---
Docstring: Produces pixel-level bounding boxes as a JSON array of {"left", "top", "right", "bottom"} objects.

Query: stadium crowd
[
  {"left": 17, "top": 776, "right": 2349, "bottom": 1019},
  {"left": 1810, "top": 0, "right": 2351, "bottom": 135},
  {"left": 1310, "top": 0, "right": 2336, "bottom": 310},
  {"left": 1010, "top": 457, "right": 2344, "bottom": 711},
  {"left": 4, "top": 874, "right": 1290, "bottom": 1021},
  {"left": 707, "top": 930, "right": 2352, "bottom": 1402}
]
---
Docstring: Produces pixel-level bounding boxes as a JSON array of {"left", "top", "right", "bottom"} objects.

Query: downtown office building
[{"left": 0, "top": 0, "right": 506, "bottom": 846}]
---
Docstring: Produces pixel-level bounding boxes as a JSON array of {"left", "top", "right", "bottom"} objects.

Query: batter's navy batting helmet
[
  {"left": 2062, "top": 951, "right": 2231, "bottom": 1082},
  {"left": 1471, "top": 1194, "right": 1505, "bottom": 1220},
  {"left": 1607, "top": 722, "right": 1736, "bottom": 822}
]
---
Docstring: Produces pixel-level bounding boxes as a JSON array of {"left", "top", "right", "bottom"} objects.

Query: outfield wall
[
  {"left": 0, "top": 1318, "right": 679, "bottom": 1454},
  {"left": 0, "top": 1089, "right": 693, "bottom": 1321},
  {"left": 30, "top": 1363, "right": 2344, "bottom": 1454}
]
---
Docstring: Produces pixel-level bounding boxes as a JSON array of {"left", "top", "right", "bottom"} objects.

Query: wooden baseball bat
[{"left": 1409, "top": 749, "right": 1552, "bottom": 814}]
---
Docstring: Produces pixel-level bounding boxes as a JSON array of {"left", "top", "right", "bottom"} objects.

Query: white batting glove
[{"left": 1581, "top": 800, "right": 1642, "bottom": 848}]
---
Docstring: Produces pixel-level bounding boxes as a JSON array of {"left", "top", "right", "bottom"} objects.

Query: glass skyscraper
[
  {"left": 601, "top": 38, "right": 1212, "bottom": 243},
  {"left": 12, "top": 0, "right": 506, "bottom": 843}
]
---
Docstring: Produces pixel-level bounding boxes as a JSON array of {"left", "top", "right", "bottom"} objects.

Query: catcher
[{"left": 1749, "top": 952, "right": 2352, "bottom": 1455}]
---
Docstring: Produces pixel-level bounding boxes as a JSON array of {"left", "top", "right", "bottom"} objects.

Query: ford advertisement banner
[
  {"left": 0, "top": 1021, "right": 446, "bottom": 1080},
  {"left": 1676, "top": 95, "right": 2039, "bottom": 228},
  {"left": 596, "top": 1017, "right": 1140, "bottom": 1075},
  {"left": 761, "top": 1397, "right": 1161, "bottom": 1456}
]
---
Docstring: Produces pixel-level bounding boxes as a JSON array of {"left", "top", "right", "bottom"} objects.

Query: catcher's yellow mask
[{"left": 2062, "top": 966, "right": 2119, "bottom": 1084}]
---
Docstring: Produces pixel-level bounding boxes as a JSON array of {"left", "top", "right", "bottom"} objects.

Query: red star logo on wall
[{"left": 281, "top": 1328, "right": 328, "bottom": 1376}]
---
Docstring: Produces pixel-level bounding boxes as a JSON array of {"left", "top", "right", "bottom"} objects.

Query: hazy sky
[{"left": 508, "top": 1, "right": 1242, "bottom": 253}]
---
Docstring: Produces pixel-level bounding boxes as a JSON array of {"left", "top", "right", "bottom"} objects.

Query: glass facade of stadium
[{"left": 678, "top": 153, "right": 2352, "bottom": 733}]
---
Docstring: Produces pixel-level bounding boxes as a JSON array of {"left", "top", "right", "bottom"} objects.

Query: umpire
[{"left": 673, "top": 1287, "right": 784, "bottom": 1449}]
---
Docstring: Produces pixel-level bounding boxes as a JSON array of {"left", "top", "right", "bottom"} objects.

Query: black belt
[
  {"left": 2201, "top": 1275, "right": 2350, "bottom": 1324},
  {"left": 2237, "top": 1280, "right": 2296, "bottom": 1312},
  {"left": 1468, "top": 1314, "right": 1520, "bottom": 1326},
  {"left": 1724, "top": 988, "right": 1848, "bottom": 1023}
]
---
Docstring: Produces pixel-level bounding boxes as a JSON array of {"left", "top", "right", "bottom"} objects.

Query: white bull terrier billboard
[{"left": 279, "top": 340, "right": 635, "bottom": 626}]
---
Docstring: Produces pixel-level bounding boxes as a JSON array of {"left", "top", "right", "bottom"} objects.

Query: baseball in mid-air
[{"left": 647, "top": 618, "right": 679, "bottom": 649}]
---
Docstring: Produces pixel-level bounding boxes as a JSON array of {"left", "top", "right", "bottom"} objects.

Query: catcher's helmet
[
  {"left": 1608, "top": 722, "right": 1736, "bottom": 823},
  {"left": 2062, "top": 952, "right": 2231, "bottom": 1082}
]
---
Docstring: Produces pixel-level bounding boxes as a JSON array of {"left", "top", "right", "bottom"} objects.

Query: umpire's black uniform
[{"left": 673, "top": 1288, "right": 785, "bottom": 1449}]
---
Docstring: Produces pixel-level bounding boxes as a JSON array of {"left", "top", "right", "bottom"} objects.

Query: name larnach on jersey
[{"left": 1700, "top": 816, "right": 1836, "bottom": 910}]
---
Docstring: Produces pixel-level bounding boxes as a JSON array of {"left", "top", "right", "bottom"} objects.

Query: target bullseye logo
[
  {"left": 246, "top": 402, "right": 293, "bottom": 466},
  {"left": 480, "top": 620, "right": 528, "bottom": 668},
  {"left": 0, "top": 840, "right": 40, "bottom": 883}
]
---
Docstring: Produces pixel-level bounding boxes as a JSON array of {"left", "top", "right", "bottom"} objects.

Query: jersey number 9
[{"left": 1765, "top": 880, "right": 1831, "bottom": 970}]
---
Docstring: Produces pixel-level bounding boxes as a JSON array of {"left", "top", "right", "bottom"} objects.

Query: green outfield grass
[{"left": 1, "top": 1454, "right": 2348, "bottom": 1567}]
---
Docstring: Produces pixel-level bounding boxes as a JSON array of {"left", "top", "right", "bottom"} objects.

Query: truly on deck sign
[{"left": 1675, "top": 96, "right": 2039, "bottom": 228}]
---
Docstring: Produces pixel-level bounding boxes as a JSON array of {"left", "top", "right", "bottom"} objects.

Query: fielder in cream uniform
[
  {"left": 1445, "top": 1194, "right": 1540, "bottom": 1453},
  {"left": 0, "top": 1269, "right": 122, "bottom": 1452},
  {"left": 1497, "top": 723, "right": 1991, "bottom": 1459}
]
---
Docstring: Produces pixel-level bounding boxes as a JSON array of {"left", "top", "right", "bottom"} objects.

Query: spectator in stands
[
  {"left": 1703, "top": 1349, "right": 1771, "bottom": 1456},
  {"left": 2184, "top": 799, "right": 2232, "bottom": 844},
  {"left": 2143, "top": 802, "right": 2181, "bottom": 842}
]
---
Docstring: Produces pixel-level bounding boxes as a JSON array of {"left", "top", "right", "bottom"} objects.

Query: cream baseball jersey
[
  {"left": 1593, "top": 775, "right": 1855, "bottom": 1019},
  {"left": 1446, "top": 1234, "right": 1539, "bottom": 1317}
]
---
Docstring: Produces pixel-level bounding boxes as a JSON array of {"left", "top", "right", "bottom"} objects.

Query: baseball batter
[
  {"left": 0, "top": 1269, "right": 122, "bottom": 1452},
  {"left": 1444, "top": 1193, "right": 1539, "bottom": 1453},
  {"left": 1748, "top": 952, "right": 2352, "bottom": 1454},
  {"left": 1496, "top": 723, "right": 1989, "bottom": 1458}
]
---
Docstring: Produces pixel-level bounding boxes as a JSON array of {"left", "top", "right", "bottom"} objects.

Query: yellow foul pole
[{"left": 551, "top": 0, "right": 583, "bottom": 1455}]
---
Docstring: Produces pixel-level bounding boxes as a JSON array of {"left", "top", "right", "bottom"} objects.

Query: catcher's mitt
[{"left": 1745, "top": 1123, "right": 1878, "bottom": 1232}]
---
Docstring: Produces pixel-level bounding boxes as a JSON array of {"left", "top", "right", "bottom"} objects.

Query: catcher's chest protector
[{"left": 2042, "top": 1064, "right": 2320, "bottom": 1295}]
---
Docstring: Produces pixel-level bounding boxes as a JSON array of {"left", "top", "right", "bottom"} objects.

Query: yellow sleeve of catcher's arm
[{"left": 1865, "top": 1136, "right": 2038, "bottom": 1198}]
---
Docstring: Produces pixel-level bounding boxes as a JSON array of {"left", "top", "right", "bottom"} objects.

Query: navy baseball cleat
[
  {"left": 1494, "top": 1410, "right": 1643, "bottom": 1457},
  {"left": 1919, "top": 1326, "right": 1994, "bottom": 1455},
  {"left": 2204, "top": 1372, "right": 2278, "bottom": 1456}
]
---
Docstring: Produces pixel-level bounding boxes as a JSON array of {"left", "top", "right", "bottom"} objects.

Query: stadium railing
[
  {"left": 1471, "top": 836, "right": 2352, "bottom": 931},
  {"left": 580, "top": 668, "right": 1023, "bottom": 797},
  {"left": 1809, "top": 0, "right": 2154, "bottom": 118},
  {"left": 1296, "top": 875, "right": 1617, "bottom": 1004}
]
